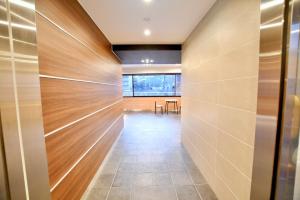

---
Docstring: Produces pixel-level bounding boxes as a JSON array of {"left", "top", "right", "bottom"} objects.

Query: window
[
  {"left": 175, "top": 74, "right": 181, "bottom": 96},
  {"left": 122, "top": 74, "right": 181, "bottom": 97},
  {"left": 122, "top": 75, "right": 133, "bottom": 96}
]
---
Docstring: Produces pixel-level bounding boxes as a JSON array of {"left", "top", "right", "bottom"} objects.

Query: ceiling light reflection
[
  {"left": 260, "top": 20, "right": 283, "bottom": 30},
  {"left": 0, "top": 5, "right": 35, "bottom": 25},
  {"left": 261, "top": 0, "right": 284, "bottom": 10},
  {"left": 0, "top": 20, "right": 36, "bottom": 31},
  {"left": 9, "top": 0, "right": 35, "bottom": 10},
  {"left": 11, "top": 22, "right": 36, "bottom": 31}
]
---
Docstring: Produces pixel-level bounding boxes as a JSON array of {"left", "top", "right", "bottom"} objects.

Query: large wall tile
[
  {"left": 217, "top": 105, "right": 256, "bottom": 146},
  {"left": 181, "top": 0, "right": 260, "bottom": 199},
  {"left": 219, "top": 40, "right": 259, "bottom": 79},
  {"left": 214, "top": 176, "right": 237, "bottom": 200},
  {"left": 218, "top": 78, "right": 258, "bottom": 112},
  {"left": 217, "top": 131, "right": 254, "bottom": 178},
  {"left": 182, "top": 115, "right": 218, "bottom": 148},
  {"left": 216, "top": 154, "right": 251, "bottom": 200}
]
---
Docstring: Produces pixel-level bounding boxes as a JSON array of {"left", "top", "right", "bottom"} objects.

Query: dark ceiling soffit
[{"left": 112, "top": 44, "right": 182, "bottom": 51}]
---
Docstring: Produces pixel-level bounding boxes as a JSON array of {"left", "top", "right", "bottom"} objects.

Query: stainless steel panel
[
  {"left": 0, "top": 0, "right": 28, "bottom": 198},
  {"left": 0, "top": 0, "right": 50, "bottom": 199},
  {"left": 251, "top": 0, "right": 286, "bottom": 199},
  {"left": 275, "top": 0, "right": 300, "bottom": 199},
  {"left": 0, "top": 113, "right": 10, "bottom": 200},
  {"left": 15, "top": 60, "right": 50, "bottom": 200},
  {"left": 0, "top": 58, "right": 28, "bottom": 200}
]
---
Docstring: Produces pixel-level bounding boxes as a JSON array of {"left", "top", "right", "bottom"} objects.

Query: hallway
[
  {"left": 2, "top": 0, "right": 300, "bottom": 199},
  {"left": 84, "top": 112, "right": 217, "bottom": 200}
]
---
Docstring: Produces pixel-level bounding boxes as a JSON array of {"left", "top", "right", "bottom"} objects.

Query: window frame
[{"left": 122, "top": 73, "right": 182, "bottom": 97}]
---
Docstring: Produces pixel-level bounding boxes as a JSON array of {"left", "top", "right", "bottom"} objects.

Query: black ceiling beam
[
  {"left": 112, "top": 44, "right": 181, "bottom": 51},
  {"left": 112, "top": 44, "right": 182, "bottom": 64}
]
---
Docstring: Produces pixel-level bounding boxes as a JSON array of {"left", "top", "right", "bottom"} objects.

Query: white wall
[{"left": 122, "top": 65, "right": 181, "bottom": 74}]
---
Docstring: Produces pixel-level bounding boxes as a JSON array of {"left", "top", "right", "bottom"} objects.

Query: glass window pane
[
  {"left": 122, "top": 74, "right": 181, "bottom": 97},
  {"left": 176, "top": 74, "right": 181, "bottom": 96},
  {"left": 133, "top": 74, "right": 176, "bottom": 96},
  {"left": 122, "top": 75, "right": 133, "bottom": 96}
]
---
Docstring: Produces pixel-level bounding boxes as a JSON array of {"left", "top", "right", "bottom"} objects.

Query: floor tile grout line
[
  {"left": 51, "top": 115, "right": 123, "bottom": 192},
  {"left": 81, "top": 130, "right": 123, "bottom": 199},
  {"left": 181, "top": 143, "right": 218, "bottom": 200},
  {"left": 215, "top": 175, "right": 239, "bottom": 200},
  {"left": 104, "top": 158, "right": 120, "bottom": 200},
  {"left": 169, "top": 170, "right": 180, "bottom": 200},
  {"left": 195, "top": 183, "right": 210, "bottom": 187},
  {"left": 195, "top": 185, "right": 204, "bottom": 200},
  {"left": 86, "top": 112, "right": 217, "bottom": 200},
  {"left": 103, "top": 131, "right": 123, "bottom": 200},
  {"left": 130, "top": 183, "right": 134, "bottom": 200},
  {"left": 183, "top": 159, "right": 204, "bottom": 200}
]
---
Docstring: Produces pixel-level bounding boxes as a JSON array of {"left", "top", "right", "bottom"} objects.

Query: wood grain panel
[
  {"left": 36, "top": 0, "right": 117, "bottom": 62},
  {"left": 51, "top": 116, "right": 124, "bottom": 200},
  {"left": 123, "top": 97, "right": 181, "bottom": 111},
  {"left": 40, "top": 78, "right": 122, "bottom": 133},
  {"left": 36, "top": 1, "right": 123, "bottom": 199},
  {"left": 36, "top": 15, "right": 121, "bottom": 84},
  {"left": 46, "top": 103, "right": 123, "bottom": 187}
]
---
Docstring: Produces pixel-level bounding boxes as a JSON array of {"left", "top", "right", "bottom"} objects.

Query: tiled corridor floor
[{"left": 84, "top": 112, "right": 217, "bottom": 200}]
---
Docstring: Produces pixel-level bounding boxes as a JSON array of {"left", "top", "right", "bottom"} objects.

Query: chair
[
  {"left": 177, "top": 105, "right": 181, "bottom": 114},
  {"left": 155, "top": 101, "right": 163, "bottom": 114}
]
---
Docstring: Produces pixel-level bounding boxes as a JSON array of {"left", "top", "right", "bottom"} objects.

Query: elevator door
[{"left": 275, "top": 0, "right": 300, "bottom": 199}]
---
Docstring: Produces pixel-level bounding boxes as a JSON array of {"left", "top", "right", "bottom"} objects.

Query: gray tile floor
[{"left": 84, "top": 112, "right": 217, "bottom": 200}]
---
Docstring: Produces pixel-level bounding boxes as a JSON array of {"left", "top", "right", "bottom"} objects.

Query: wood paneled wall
[
  {"left": 35, "top": 0, "right": 123, "bottom": 199},
  {"left": 123, "top": 97, "right": 181, "bottom": 111}
]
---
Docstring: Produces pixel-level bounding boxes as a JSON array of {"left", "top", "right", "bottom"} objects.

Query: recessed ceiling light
[
  {"left": 141, "top": 58, "right": 154, "bottom": 64},
  {"left": 144, "top": 29, "right": 151, "bottom": 36},
  {"left": 143, "top": 0, "right": 152, "bottom": 3}
]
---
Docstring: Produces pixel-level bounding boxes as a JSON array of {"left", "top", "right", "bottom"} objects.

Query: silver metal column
[
  {"left": 275, "top": 0, "right": 300, "bottom": 199},
  {"left": 0, "top": 0, "right": 50, "bottom": 199},
  {"left": 251, "top": 0, "right": 286, "bottom": 199},
  {"left": 0, "top": 114, "right": 10, "bottom": 200}
]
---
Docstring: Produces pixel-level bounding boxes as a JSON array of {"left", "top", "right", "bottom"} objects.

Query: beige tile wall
[{"left": 181, "top": 0, "right": 260, "bottom": 199}]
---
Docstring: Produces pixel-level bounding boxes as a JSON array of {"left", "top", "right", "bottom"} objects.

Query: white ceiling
[{"left": 79, "top": 0, "right": 216, "bottom": 44}]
